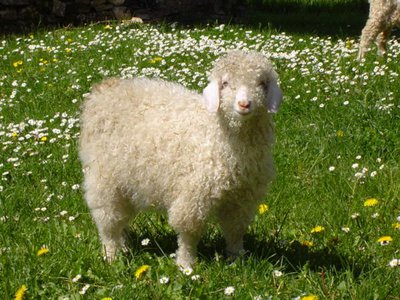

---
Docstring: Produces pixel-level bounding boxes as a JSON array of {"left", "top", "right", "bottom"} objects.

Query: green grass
[{"left": 1, "top": 15, "right": 400, "bottom": 300}]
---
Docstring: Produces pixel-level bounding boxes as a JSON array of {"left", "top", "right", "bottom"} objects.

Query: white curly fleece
[{"left": 79, "top": 51, "right": 282, "bottom": 267}]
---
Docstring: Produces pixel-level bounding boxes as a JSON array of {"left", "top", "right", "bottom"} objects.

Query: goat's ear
[
  {"left": 202, "top": 80, "right": 220, "bottom": 113},
  {"left": 266, "top": 80, "right": 283, "bottom": 113}
]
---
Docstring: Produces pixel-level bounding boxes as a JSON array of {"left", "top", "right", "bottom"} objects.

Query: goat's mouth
[
  {"left": 235, "top": 108, "right": 252, "bottom": 116},
  {"left": 234, "top": 101, "right": 253, "bottom": 116}
]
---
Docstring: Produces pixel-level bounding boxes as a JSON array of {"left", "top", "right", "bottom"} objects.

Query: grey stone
[
  {"left": 112, "top": 6, "right": 131, "bottom": 20},
  {"left": 0, "top": 8, "right": 17, "bottom": 20},
  {"left": 52, "top": 0, "right": 67, "bottom": 17},
  {"left": 0, "top": 0, "right": 30, "bottom": 6},
  {"left": 108, "top": 0, "right": 124, "bottom": 5}
]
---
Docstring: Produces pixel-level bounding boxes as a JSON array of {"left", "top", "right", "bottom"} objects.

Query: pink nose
[{"left": 238, "top": 100, "right": 251, "bottom": 109}]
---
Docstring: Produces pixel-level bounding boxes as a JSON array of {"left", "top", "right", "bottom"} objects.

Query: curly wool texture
[
  {"left": 79, "top": 51, "right": 281, "bottom": 267},
  {"left": 358, "top": 0, "right": 400, "bottom": 59}
]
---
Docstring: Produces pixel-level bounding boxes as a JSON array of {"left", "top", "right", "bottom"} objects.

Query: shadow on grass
[{"left": 124, "top": 216, "right": 365, "bottom": 276}]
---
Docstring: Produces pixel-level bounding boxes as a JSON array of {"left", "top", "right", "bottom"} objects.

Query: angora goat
[
  {"left": 79, "top": 50, "right": 283, "bottom": 268},
  {"left": 358, "top": 0, "right": 400, "bottom": 59}
]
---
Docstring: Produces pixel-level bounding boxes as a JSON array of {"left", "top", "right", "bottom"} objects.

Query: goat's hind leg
[{"left": 84, "top": 177, "right": 134, "bottom": 262}]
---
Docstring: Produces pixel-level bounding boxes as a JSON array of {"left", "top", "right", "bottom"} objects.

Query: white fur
[
  {"left": 358, "top": 0, "right": 400, "bottom": 59},
  {"left": 79, "top": 50, "right": 282, "bottom": 268}
]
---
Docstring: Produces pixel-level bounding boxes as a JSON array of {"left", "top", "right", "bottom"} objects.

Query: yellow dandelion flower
[
  {"left": 392, "top": 223, "right": 400, "bottom": 229},
  {"left": 364, "top": 198, "right": 378, "bottom": 207},
  {"left": 104, "top": 25, "right": 112, "bottom": 29},
  {"left": 101, "top": 298, "right": 112, "bottom": 300},
  {"left": 11, "top": 132, "right": 18, "bottom": 138},
  {"left": 13, "top": 60, "right": 23, "bottom": 68},
  {"left": 37, "top": 246, "right": 49, "bottom": 256},
  {"left": 40, "top": 136, "right": 47, "bottom": 142},
  {"left": 311, "top": 226, "right": 325, "bottom": 233},
  {"left": 258, "top": 204, "right": 269, "bottom": 214},
  {"left": 301, "top": 295, "right": 319, "bottom": 300},
  {"left": 65, "top": 48, "right": 72, "bottom": 53},
  {"left": 149, "top": 57, "right": 163, "bottom": 63},
  {"left": 377, "top": 236, "right": 393, "bottom": 245},
  {"left": 336, "top": 130, "right": 344, "bottom": 137},
  {"left": 134, "top": 265, "right": 150, "bottom": 279},
  {"left": 302, "top": 240, "right": 314, "bottom": 247},
  {"left": 14, "top": 284, "right": 27, "bottom": 300}
]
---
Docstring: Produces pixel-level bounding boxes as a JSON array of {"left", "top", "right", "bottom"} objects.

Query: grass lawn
[{"left": 1, "top": 9, "right": 400, "bottom": 300}]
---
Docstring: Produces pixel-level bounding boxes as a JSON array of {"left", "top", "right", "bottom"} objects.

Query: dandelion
[
  {"left": 377, "top": 236, "right": 393, "bottom": 246},
  {"left": 14, "top": 284, "right": 27, "bottom": 300},
  {"left": 101, "top": 298, "right": 112, "bottom": 300},
  {"left": 258, "top": 203, "right": 269, "bottom": 214},
  {"left": 336, "top": 130, "right": 344, "bottom": 137},
  {"left": 301, "top": 295, "right": 319, "bottom": 300},
  {"left": 311, "top": 226, "right": 325, "bottom": 233},
  {"left": 149, "top": 57, "right": 163, "bottom": 63},
  {"left": 224, "top": 286, "right": 235, "bottom": 296},
  {"left": 104, "top": 25, "right": 112, "bottom": 29},
  {"left": 302, "top": 240, "right": 314, "bottom": 247},
  {"left": 37, "top": 246, "right": 49, "bottom": 256},
  {"left": 135, "top": 265, "right": 150, "bottom": 279},
  {"left": 159, "top": 276, "right": 169, "bottom": 284},
  {"left": 13, "top": 60, "right": 23, "bottom": 68},
  {"left": 141, "top": 238, "right": 150, "bottom": 246},
  {"left": 364, "top": 198, "right": 378, "bottom": 207},
  {"left": 392, "top": 223, "right": 400, "bottom": 229},
  {"left": 388, "top": 259, "right": 400, "bottom": 267},
  {"left": 40, "top": 136, "right": 47, "bottom": 142}
]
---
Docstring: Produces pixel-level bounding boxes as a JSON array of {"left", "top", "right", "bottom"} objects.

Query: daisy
[
  {"left": 272, "top": 270, "right": 283, "bottom": 277},
  {"left": 388, "top": 259, "right": 400, "bottom": 267},
  {"left": 141, "top": 238, "right": 150, "bottom": 246},
  {"left": 224, "top": 286, "right": 235, "bottom": 296},
  {"left": 159, "top": 276, "right": 169, "bottom": 284}
]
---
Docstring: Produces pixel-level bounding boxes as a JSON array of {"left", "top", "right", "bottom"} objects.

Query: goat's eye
[{"left": 221, "top": 81, "right": 229, "bottom": 88}]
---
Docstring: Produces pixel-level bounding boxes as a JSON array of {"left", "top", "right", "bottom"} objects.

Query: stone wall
[
  {"left": 0, "top": 0, "right": 133, "bottom": 25},
  {"left": 0, "top": 0, "right": 239, "bottom": 32}
]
